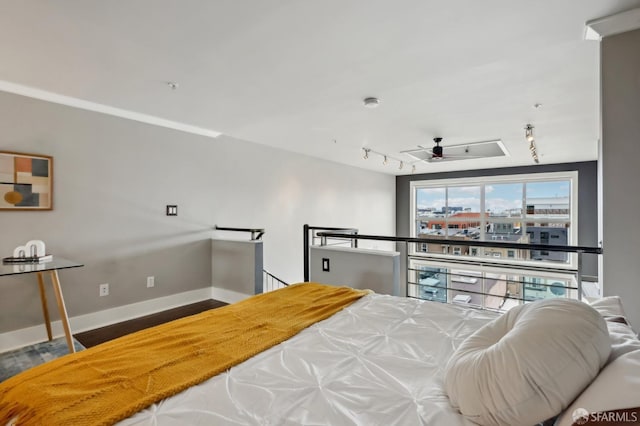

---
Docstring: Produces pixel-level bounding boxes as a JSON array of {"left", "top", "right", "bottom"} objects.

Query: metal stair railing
[
  {"left": 304, "top": 225, "right": 602, "bottom": 310},
  {"left": 263, "top": 269, "right": 289, "bottom": 292},
  {"left": 214, "top": 225, "right": 265, "bottom": 241}
]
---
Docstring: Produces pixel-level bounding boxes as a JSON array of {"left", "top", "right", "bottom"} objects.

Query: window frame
[{"left": 410, "top": 171, "right": 578, "bottom": 269}]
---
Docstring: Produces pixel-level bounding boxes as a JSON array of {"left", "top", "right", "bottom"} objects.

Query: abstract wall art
[{"left": 0, "top": 151, "right": 53, "bottom": 210}]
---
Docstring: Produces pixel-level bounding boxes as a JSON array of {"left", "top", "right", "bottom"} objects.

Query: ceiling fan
[
  {"left": 431, "top": 137, "right": 445, "bottom": 159},
  {"left": 401, "top": 137, "right": 508, "bottom": 163}
]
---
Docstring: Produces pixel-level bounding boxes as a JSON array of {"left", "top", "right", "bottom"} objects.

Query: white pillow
[
  {"left": 589, "top": 296, "right": 628, "bottom": 318},
  {"left": 555, "top": 349, "right": 640, "bottom": 426},
  {"left": 444, "top": 298, "right": 611, "bottom": 426},
  {"left": 590, "top": 296, "right": 640, "bottom": 362}
]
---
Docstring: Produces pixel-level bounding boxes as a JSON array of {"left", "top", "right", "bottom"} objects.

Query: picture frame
[{"left": 0, "top": 151, "right": 53, "bottom": 210}]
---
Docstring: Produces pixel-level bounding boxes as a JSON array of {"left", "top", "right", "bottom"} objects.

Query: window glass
[
  {"left": 409, "top": 260, "right": 577, "bottom": 311},
  {"left": 411, "top": 173, "right": 577, "bottom": 267},
  {"left": 415, "top": 187, "right": 446, "bottom": 237},
  {"left": 450, "top": 269, "right": 481, "bottom": 307},
  {"left": 523, "top": 276, "right": 570, "bottom": 301},
  {"left": 525, "top": 181, "right": 570, "bottom": 220},
  {"left": 486, "top": 183, "right": 523, "bottom": 218},
  {"left": 414, "top": 265, "right": 447, "bottom": 302},
  {"left": 484, "top": 272, "right": 509, "bottom": 311}
]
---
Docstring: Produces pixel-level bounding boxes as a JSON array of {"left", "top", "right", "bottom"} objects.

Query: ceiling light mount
[
  {"left": 363, "top": 97, "right": 380, "bottom": 108},
  {"left": 167, "top": 81, "right": 179, "bottom": 90}
]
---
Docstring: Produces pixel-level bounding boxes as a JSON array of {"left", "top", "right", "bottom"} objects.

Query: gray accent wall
[
  {"left": 395, "top": 162, "right": 600, "bottom": 286},
  {"left": 0, "top": 91, "right": 395, "bottom": 333},
  {"left": 309, "top": 246, "right": 400, "bottom": 296},
  {"left": 601, "top": 28, "right": 640, "bottom": 330}
]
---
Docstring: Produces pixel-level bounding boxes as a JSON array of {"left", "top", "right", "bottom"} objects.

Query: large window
[{"left": 410, "top": 172, "right": 577, "bottom": 267}]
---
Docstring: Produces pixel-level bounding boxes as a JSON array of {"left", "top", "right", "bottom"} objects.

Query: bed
[{"left": 1, "top": 283, "right": 639, "bottom": 426}]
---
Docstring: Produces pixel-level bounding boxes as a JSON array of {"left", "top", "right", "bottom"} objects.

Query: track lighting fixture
[
  {"left": 525, "top": 124, "right": 534, "bottom": 143},
  {"left": 362, "top": 147, "right": 418, "bottom": 172},
  {"left": 529, "top": 141, "right": 539, "bottom": 163},
  {"left": 524, "top": 124, "right": 539, "bottom": 163}
]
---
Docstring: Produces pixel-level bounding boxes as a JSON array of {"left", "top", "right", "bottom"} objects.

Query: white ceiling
[{"left": 2, "top": 1, "right": 640, "bottom": 175}]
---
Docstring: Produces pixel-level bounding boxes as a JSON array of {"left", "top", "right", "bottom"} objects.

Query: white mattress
[{"left": 119, "top": 293, "right": 498, "bottom": 425}]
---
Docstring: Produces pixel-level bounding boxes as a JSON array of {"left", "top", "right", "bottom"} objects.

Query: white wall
[
  {"left": 601, "top": 28, "right": 640, "bottom": 330},
  {"left": 0, "top": 91, "right": 395, "bottom": 333},
  {"left": 310, "top": 246, "right": 400, "bottom": 296}
]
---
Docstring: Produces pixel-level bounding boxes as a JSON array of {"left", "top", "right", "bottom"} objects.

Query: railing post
[
  {"left": 405, "top": 241, "right": 409, "bottom": 298},
  {"left": 576, "top": 250, "right": 583, "bottom": 300},
  {"left": 250, "top": 231, "right": 265, "bottom": 241},
  {"left": 303, "top": 224, "right": 310, "bottom": 282}
]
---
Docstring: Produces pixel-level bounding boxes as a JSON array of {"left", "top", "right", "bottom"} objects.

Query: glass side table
[{"left": 0, "top": 258, "right": 83, "bottom": 353}]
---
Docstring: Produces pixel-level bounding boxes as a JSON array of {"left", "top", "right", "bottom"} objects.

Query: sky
[{"left": 417, "top": 181, "right": 571, "bottom": 213}]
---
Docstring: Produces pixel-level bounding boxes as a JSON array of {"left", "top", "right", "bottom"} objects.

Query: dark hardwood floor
[{"left": 74, "top": 299, "right": 227, "bottom": 348}]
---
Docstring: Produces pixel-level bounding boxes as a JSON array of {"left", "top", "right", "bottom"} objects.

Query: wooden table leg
[
  {"left": 49, "top": 270, "right": 76, "bottom": 353},
  {"left": 36, "top": 272, "right": 53, "bottom": 341}
]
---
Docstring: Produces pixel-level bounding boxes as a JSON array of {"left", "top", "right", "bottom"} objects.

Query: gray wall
[
  {"left": 211, "top": 239, "right": 263, "bottom": 296},
  {"left": 601, "top": 28, "right": 640, "bottom": 330},
  {"left": 0, "top": 91, "right": 395, "bottom": 333},
  {"left": 395, "top": 161, "right": 600, "bottom": 285},
  {"left": 310, "top": 246, "right": 400, "bottom": 296}
]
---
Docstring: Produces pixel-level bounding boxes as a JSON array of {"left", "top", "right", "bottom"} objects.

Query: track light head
[{"left": 525, "top": 124, "right": 535, "bottom": 142}]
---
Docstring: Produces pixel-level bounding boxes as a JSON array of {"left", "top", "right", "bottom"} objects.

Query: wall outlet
[
  {"left": 99, "top": 283, "right": 109, "bottom": 297},
  {"left": 146, "top": 276, "right": 155, "bottom": 288}
]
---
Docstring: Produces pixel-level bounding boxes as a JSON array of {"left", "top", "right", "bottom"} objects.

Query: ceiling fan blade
[{"left": 442, "top": 154, "right": 488, "bottom": 158}]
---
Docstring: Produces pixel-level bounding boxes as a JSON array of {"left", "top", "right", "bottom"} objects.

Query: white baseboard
[
  {"left": 0, "top": 287, "right": 214, "bottom": 353},
  {"left": 211, "top": 286, "right": 252, "bottom": 304}
]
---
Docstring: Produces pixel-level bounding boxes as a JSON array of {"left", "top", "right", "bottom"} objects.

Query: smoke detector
[{"left": 363, "top": 97, "right": 380, "bottom": 108}]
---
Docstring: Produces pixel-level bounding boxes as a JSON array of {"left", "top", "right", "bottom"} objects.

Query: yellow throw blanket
[{"left": 0, "top": 283, "right": 368, "bottom": 425}]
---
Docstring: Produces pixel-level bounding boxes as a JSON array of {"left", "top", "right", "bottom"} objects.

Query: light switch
[
  {"left": 322, "top": 258, "right": 330, "bottom": 272},
  {"left": 166, "top": 205, "right": 178, "bottom": 216}
]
